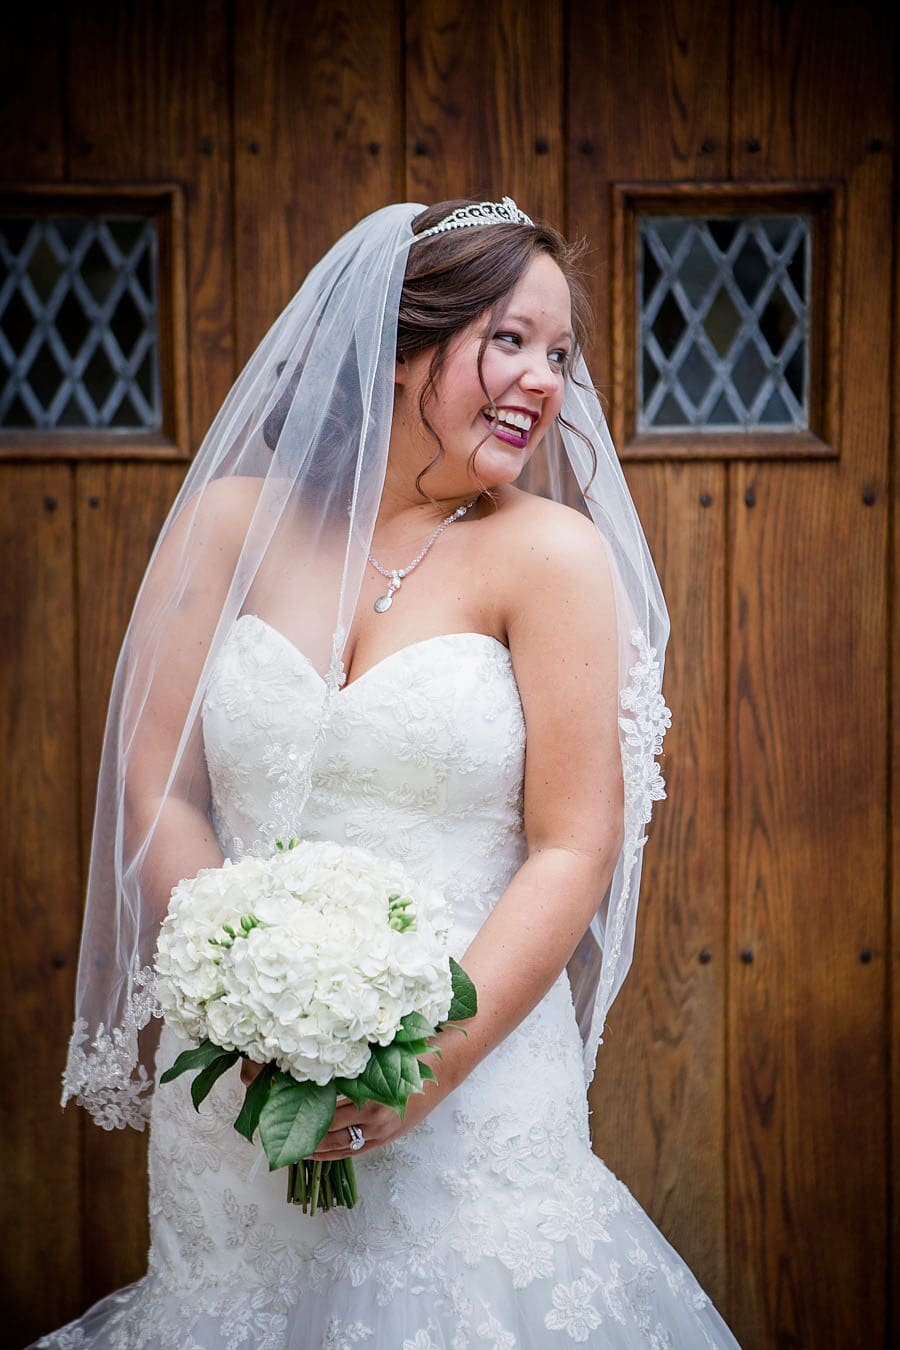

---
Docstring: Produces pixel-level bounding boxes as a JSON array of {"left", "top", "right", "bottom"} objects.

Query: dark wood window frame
[
  {"left": 0, "top": 182, "right": 189, "bottom": 461},
  {"left": 610, "top": 180, "right": 845, "bottom": 462}
]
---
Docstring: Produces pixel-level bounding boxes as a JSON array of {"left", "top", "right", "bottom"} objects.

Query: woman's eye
[{"left": 493, "top": 333, "right": 570, "bottom": 370}]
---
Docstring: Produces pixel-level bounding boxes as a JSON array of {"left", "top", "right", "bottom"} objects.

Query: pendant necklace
[{"left": 367, "top": 495, "right": 480, "bottom": 613}]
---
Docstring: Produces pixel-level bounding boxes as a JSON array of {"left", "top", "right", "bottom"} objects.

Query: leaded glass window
[
  {"left": 638, "top": 215, "right": 811, "bottom": 433},
  {"left": 0, "top": 215, "right": 161, "bottom": 430}
]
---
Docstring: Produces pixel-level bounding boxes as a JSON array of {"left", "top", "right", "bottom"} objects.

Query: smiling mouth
[{"left": 481, "top": 407, "right": 538, "bottom": 448}]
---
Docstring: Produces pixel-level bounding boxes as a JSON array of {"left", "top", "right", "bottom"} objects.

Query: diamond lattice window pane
[
  {"left": 638, "top": 215, "right": 811, "bottom": 433},
  {"left": 0, "top": 215, "right": 161, "bottom": 431}
]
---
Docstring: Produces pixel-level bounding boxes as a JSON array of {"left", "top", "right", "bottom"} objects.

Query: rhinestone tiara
[{"left": 411, "top": 196, "right": 534, "bottom": 244}]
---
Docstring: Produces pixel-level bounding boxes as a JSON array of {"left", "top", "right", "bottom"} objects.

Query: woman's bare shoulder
[
  {"left": 491, "top": 486, "right": 604, "bottom": 561},
  {"left": 491, "top": 488, "right": 614, "bottom": 627},
  {"left": 188, "top": 474, "right": 265, "bottom": 519},
  {"left": 177, "top": 475, "right": 267, "bottom": 550}
]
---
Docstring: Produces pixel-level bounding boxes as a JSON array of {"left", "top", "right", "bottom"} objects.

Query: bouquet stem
[{"left": 287, "top": 1158, "right": 358, "bottom": 1213}]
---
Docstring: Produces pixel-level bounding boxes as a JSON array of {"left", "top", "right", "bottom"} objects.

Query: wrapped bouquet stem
[{"left": 154, "top": 838, "right": 477, "bottom": 1213}]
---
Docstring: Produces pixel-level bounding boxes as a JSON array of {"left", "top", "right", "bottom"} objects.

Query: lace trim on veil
[
  {"left": 61, "top": 957, "right": 160, "bottom": 1130},
  {"left": 583, "top": 627, "right": 672, "bottom": 1084}
]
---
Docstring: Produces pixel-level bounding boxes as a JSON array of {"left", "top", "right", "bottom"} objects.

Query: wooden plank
[
  {"left": 0, "top": 8, "right": 65, "bottom": 181},
  {"left": 75, "top": 466, "right": 187, "bottom": 853},
  {"left": 404, "top": 0, "right": 563, "bottom": 223},
  {"left": 598, "top": 463, "right": 728, "bottom": 1301},
  {"left": 73, "top": 463, "right": 187, "bottom": 1299},
  {"left": 234, "top": 0, "right": 403, "bottom": 361},
  {"left": 1, "top": 466, "right": 82, "bottom": 1342},
  {"left": 569, "top": 0, "right": 731, "bottom": 1312},
  {"left": 893, "top": 30, "right": 900, "bottom": 1340},
  {"left": 730, "top": 3, "right": 893, "bottom": 1345},
  {"left": 64, "top": 0, "right": 234, "bottom": 1303},
  {"left": 0, "top": 8, "right": 79, "bottom": 1341}
]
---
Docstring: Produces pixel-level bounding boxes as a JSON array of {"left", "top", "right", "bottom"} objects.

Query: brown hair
[{"left": 397, "top": 198, "right": 597, "bottom": 505}]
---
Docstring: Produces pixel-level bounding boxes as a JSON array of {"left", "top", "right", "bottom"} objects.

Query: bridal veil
[{"left": 61, "top": 200, "right": 671, "bottom": 1130}]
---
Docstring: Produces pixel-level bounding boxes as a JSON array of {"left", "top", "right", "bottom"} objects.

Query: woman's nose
[{"left": 519, "top": 354, "right": 556, "bottom": 394}]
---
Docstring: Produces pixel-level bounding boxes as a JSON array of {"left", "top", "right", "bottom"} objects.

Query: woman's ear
[{"left": 394, "top": 352, "right": 407, "bottom": 386}]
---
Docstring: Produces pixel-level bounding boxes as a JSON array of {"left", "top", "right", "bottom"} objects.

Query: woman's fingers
[
  {"left": 307, "top": 1105, "right": 360, "bottom": 1158},
  {"left": 240, "top": 1057, "right": 265, "bottom": 1086},
  {"left": 309, "top": 1103, "right": 390, "bottom": 1160}
]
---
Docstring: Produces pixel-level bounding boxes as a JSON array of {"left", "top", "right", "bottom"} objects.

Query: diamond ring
[{"left": 347, "top": 1124, "right": 366, "bottom": 1151}]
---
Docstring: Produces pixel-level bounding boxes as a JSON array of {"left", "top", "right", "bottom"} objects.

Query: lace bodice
[{"left": 201, "top": 615, "right": 530, "bottom": 951}]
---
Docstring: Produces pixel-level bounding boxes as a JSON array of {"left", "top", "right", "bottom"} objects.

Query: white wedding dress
[{"left": 36, "top": 614, "right": 740, "bottom": 1349}]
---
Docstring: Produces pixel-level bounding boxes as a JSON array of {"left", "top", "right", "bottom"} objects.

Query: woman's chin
[
  {"left": 472, "top": 443, "right": 535, "bottom": 486},
  {"left": 425, "top": 440, "right": 535, "bottom": 498}
]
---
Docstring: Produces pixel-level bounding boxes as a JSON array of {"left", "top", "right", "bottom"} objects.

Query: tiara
[{"left": 411, "top": 196, "right": 534, "bottom": 244}]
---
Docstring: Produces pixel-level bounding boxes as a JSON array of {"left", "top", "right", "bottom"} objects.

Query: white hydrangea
[{"left": 154, "top": 841, "right": 454, "bottom": 1083}]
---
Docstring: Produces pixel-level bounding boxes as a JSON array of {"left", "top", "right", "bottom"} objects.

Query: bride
[{"left": 34, "top": 198, "right": 741, "bottom": 1347}]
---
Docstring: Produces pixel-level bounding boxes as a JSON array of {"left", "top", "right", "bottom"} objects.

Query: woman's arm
[
  {"left": 431, "top": 503, "right": 624, "bottom": 1093},
  {"left": 125, "top": 793, "right": 224, "bottom": 923},
  {"left": 424, "top": 846, "right": 619, "bottom": 1098},
  {"left": 122, "top": 477, "right": 261, "bottom": 922}
]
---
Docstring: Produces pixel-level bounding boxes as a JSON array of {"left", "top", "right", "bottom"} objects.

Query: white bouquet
[{"left": 154, "top": 837, "right": 476, "bottom": 1212}]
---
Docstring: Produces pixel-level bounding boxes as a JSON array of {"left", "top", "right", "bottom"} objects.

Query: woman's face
[{"left": 395, "top": 252, "right": 574, "bottom": 496}]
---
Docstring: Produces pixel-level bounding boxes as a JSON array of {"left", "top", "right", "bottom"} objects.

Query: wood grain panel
[
  {"left": 73, "top": 464, "right": 187, "bottom": 1300},
  {"left": 0, "top": 8, "right": 65, "bottom": 181},
  {"left": 569, "top": 0, "right": 731, "bottom": 1311},
  {"left": 892, "top": 52, "right": 900, "bottom": 1346},
  {"left": 64, "top": 0, "right": 234, "bottom": 1302},
  {"left": 596, "top": 463, "right": 729, "bottom": 1305},
  {"left": 75, "top": 466, "right": 187, "bottom": 852},
  {"left": 1, "top": 467, "right": 82, "bottom": 1343},
  {"left": 234, "top": 0, "right": 403, "bottom": 362},
  {"left": 0, "top": 10, "right": 78, "bottom": 1340},
  {"left": 730, "top": 3, "right": 893, "bottom": 1345},
  {"left": 404, "top": 0, "right": 562, "bottom": 223}
]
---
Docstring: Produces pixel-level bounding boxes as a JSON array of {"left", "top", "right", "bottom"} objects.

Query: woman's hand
[{"left": 307, "top": 1088, "right": 437, "bottom": 1161}]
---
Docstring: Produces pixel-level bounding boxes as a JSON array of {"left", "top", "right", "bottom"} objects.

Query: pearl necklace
[{"left": 367, "top": 495, "right": 481, "bottom": 613}]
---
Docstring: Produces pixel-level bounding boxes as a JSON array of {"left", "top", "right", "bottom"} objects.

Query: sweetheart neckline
[{"left": 236, "top": 613, "right": 511, "bottom": 695}]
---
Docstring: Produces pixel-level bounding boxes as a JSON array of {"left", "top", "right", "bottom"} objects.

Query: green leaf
[
  {"left": 190, "top": 1050, "right": 240, "bottom": 1111},
  {"left": 259, "top": 1076, "right": 337, "bottom": 1169},
  {"left": 332, "top": 1075, "right": 368, "bottom": 1108},
  {"left": 397, "top": 1048, "right": 423, "bottom": 1095},
  {"left": 233, "top": 1062, "right": 277, "bottom": 1142},
  {"left": 360, "top": 1043, "right": 403, "bottom": 1104},
  {"left": 418, "top": 1061, "right": 438, "bottom": 1083},
  {"left": 160, "top": 1038, "right": 231, "bottom": 1084},
  {"left": 393, "top": 1012, "right": 436, "bottom": 1044},
  {"left": 445, "top": 958, "right": 477, "bottom": 1023},
  {"left": 393, "top": 1037, "right": 432, "bottom": 1057}
]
